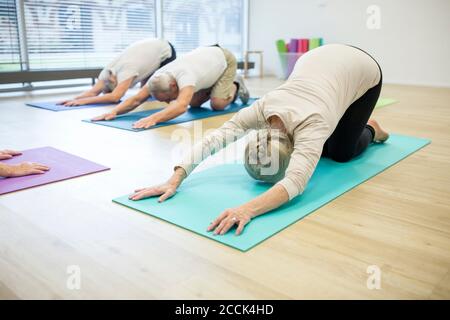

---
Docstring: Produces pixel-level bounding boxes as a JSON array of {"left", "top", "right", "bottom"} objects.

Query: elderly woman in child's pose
[{"left": 129, "top": 44, "right": 389, "bottom": 236}]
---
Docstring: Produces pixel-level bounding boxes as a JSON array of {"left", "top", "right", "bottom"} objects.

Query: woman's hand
[
  {"left": 207, "top": 185, "right": 290, "bottom": 236},
  {"left": 7, "top": 162, "right": 50, "bottom": 177},
  {"left": 207, "top": 206, "right": 255, "bottom": 236},
  {"left": 132, "top": 115, "right": 159, "bottom": 129},
  {"left": 61, "top": 99, "right": 85, "bottom": 106},
  {"left": 91, "top": 111, "right": 117, "bottom": 121},
  {"left": 129, "top": 167, "right": 187, "bottom": 202},
  {"left": 129, "top": 182, "right": 178, "bottom": 202},
  {"left": 0, "top": 149, "right": 21, "bottom": 160}
]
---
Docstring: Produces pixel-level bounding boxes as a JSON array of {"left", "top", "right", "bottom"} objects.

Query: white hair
[
  {"left": 148, "top": 72, "right": 175, "bottom": 95},
  {"left": 244, "top": 129, "right": 293, "bottom": 183}
]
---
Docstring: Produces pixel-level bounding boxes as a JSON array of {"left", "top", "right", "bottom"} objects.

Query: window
[
  {"left": 0, "top": 0, "right": 246, "bottom": 74},
  {"left": 162, "top": 0, "right": 244, "bottom": 58},
  {"left": 23, "top": 0, "right": 156, "bottom": 70},
  {"left": 0, "top": 0, "right": 21, "bottom": 71}
]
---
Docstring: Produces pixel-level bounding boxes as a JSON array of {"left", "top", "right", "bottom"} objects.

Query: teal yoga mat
[
  {"left": 113, "top": 134, "right": 430, "bottom": 251},
  {"left": 83, "top": 98, "right": 257, "bottom": 131}
]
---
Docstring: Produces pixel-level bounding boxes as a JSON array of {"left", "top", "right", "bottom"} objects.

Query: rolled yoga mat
[
  {"left": 298, "top": 39, "right": 309, "bottom": 53},
  {"left": 26, "top": 95, "right": 155, "bottom": 112},
  {"left": 276, "top": 39, "right": 287, "bottom": 53},
  {"left": 113, "top": 133, "right": 430, "bottom": 252},
  {"left": 276, "top": 39, "right": 288, "bottom": 78},
  {"left": 309, "top": 38, "right": 321, "bottom": 50},
  {"left": 375, "top": 98, "right": 398, "bottom": 109},
  {"left": 0, "top": 147, "right": 110, "bottom": 195},
  {"left": 286, "top": 39, "right": 300, "bottom": 78},
  {"left": 83, "top": 98, "right": 258, "bottom": 132}
]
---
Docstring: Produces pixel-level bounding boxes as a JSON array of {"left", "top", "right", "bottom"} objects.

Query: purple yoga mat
[{"left": 0, "top": 147, "right": 110, "bottom": 195}]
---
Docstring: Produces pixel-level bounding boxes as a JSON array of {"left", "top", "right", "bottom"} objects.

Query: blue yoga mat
[
  {"left": 113, "top": 134, "right": 430, "bottom": 251},
  {"left": 26, "top": 95, "right": 154, "bottom": 112},
  {"left": 82, "top": 98, "right": 258, "bottom": 131}
]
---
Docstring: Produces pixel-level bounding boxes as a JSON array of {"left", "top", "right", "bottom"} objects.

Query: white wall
[{"left": 248, "top": 0, "right": 450, "bottom": 87}]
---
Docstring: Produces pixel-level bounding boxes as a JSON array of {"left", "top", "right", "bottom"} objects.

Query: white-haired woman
[
  {"left": 129, "top": 44, "right": 389, "bottom": 236},
  {"left": 61, "top": 38, "right": 176, "bottom": 106}
]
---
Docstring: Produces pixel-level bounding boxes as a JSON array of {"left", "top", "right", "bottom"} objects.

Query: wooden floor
[{"left": 0, "top": 78, "right": 449, "bottom": 299}]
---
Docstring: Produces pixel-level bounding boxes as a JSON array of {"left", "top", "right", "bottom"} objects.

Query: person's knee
[
  {"left": 189, "top": 101, "right": 202, "bottom": 108},
  {"left": 330, "top": 151, "right": 353, "bottom": 163},
  {"left": 210, "top": 97, "right": 229, "bottom": 110},
  {"left": 190, "top": 90, "right": 210, "bottom": 107},
  {"left": 189, "top": 96, "right": 203, "bottom": 107}
]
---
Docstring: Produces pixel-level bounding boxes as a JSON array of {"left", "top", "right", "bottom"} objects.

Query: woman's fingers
[
  {"left": 30, "top": 169, "right": 46, "bottom": 175},
  {"left": 92, "top": 113, "right": 114, "bottom": 121},
  {"left": 207, "top": 210, "right": 251, "bottom": 236},
  {"left": 213, "top": 217, "right": 231, "bottom": 235},
  {"left": 129, "top": 187, "right": 162, "bottom": 201},
  {"left": 132, "top": 120, "right": 143, "bottom": 129},
  {"left": 34, "top": 165, "right": 50, "bottom": 171},
  {"left": 3, "top": 150, "right": 21, "bottom": 156},
  {"left": 207, "top": 211, "right": 228, "bottom": 232},
  {"left": 30, "top": 162, "right": 49, "bottom": 168},
  {"left": 64, "top": 100, "right": 81, "bottom": 106},
  {"left": 129, "top": 189, "right": 152, "bottom": 200},
  {"left": 130, "top": 183, "right": 178, "bottom": 202},
  {"left": 133, "top": 118, "right": 155, "bottom": 129},
  {"left": 0, "top": 154, "right": 12, "bottom": 160},
  {"left": 0, "top": 149, "right": 21, "bottom": 159},
  {"left": 133, "top": 121, "right": 146, "bottom": 129},
  {"left": 158, "top": 188, "right": 175, "bottom": 203},
  {"left": 219, "top": 218, "right": 238, "bottom": 235},
  {"left": 235, "top": 220, "right": 247, "bottom": 236}
]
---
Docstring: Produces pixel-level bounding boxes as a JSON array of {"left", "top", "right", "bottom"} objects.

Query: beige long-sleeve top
[
  {"left": 177, "top": 44, "right": 381, "bottom": 200},
  {"left": 98, "top": 38, "right": 172, "bottom": 87}
]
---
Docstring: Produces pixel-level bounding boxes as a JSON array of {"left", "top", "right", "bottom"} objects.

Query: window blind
[
  {"left": 0, "top": 0, "right": 21, "bottom": 71},
  {"left": 162, "top": 0, "right": 243, "bottom": 58},
  {"left": 23, "top": 0, "right": 156, "bottom": 70}
]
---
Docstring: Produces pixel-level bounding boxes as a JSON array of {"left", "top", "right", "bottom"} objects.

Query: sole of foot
[
  {"left": 234, "top": 75, "right": 250, "bottom": 105},
  {"left": 368, "top": 119, "right": 390, "bottom": 143}
]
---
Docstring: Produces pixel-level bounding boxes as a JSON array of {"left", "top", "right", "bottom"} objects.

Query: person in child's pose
[{"left": 128, "top": 44, "right": 389, "bottom": 236}]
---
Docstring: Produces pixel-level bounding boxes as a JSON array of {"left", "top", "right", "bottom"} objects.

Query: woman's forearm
[{"left": 241, "top": 184, "right": 290, "bottom": 218}]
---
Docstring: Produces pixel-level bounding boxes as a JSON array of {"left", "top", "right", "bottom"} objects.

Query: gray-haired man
[
  {"left": 62, "top": 38, "right": 175, "bottom": 106},
  {"left": 92, "top": 46, "right": 250, "bottom": 129}
]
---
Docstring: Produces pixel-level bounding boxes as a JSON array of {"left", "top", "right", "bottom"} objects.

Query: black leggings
[
  {"left": 160, "top": 42, "right": 177, "bottom": 68},
  {"left": 322, "top": 50, "right": 382, "bottom": 162}
]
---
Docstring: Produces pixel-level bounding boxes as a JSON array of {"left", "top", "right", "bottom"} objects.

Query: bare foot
[{"left": 368, "top": 119, "right": 389, "bottom": 142}]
